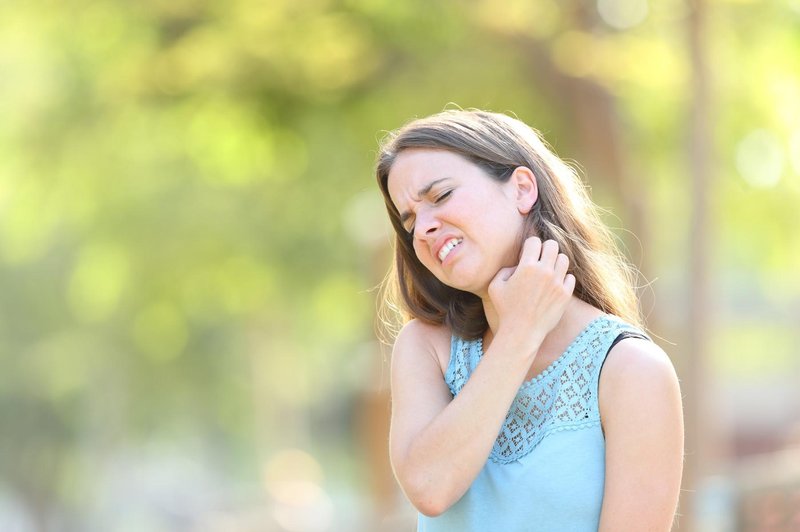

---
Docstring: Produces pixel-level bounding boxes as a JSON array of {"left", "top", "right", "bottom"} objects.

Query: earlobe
[{"left": 512, "top": 166, "right": 538, "bottom": 215}]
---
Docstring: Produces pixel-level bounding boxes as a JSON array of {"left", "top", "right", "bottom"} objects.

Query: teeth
[{"left": 438, "top": 238, "right": 462, "bottom": 262}]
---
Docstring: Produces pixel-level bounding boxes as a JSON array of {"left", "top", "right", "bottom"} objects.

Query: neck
[{"left": 482, "top": 297, "right": 500, "bottom": 341}]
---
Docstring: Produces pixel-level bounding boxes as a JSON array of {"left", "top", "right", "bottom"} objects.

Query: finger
[
  {"left": 492, "top": 265, "right": 517, "bottom": 284},
  {"left": 554, "top": 253, "right": 569, "bottom": 279},
  {"left": 539, "top": 239, "right": 559, "bottom": 268},
  {"left": 564, "top": 273, "right": 576, "bottom": 295},
  {"left": 488, "top": 266, "right": 517, "bottom": 300},
  {"left": 519, "top": 236, "right": 542, "bottom": 264}
]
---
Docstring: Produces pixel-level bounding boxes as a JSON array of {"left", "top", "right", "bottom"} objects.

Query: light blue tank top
[{"left": 417, "top": 315, "right": 648, "bottom": 532}]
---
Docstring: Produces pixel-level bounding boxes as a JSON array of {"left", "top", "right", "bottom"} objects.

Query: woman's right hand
[
  {"left": 488, "top": 237, "right": 576, "bottom": 357},
  {"left": 390, "top": 238, "right": 576, "bottom": 516}
]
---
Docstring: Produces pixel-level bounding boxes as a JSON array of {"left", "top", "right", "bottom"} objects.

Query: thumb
[
  {"left": 492, "top": 266, "right": 517, "bottom": 284},
  {"left": 489, "top": 266, "right": 516, "bottom": 301}
]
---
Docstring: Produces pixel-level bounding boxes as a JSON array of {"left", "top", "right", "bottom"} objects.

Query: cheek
[{"left": 412, "top": 239, "right": 431, "bottom": 263}]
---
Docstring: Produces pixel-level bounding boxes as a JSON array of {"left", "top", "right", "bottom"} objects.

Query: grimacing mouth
[{"left": 437, "top": 238, "right": 463, "bottom": 262}]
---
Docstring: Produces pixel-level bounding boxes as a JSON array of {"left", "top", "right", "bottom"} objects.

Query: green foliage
[{"left": 0, "top": 0, "right": 798, "bottom": 526}]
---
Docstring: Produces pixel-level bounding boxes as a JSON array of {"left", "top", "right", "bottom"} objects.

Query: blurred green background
[{"left": 1, "top": 0, "right": 799, "bottom": 530}]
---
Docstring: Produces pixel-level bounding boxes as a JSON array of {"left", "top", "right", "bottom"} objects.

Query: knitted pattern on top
[{"left": 444, "top": 315, "right": 643, "bottom": 464}]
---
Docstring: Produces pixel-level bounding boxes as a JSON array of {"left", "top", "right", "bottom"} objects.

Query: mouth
[{"left": 437, "top": 238, "right": 463, "bottom": 263}]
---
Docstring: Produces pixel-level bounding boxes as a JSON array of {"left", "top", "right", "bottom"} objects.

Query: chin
[
  {"left": 431, "top": 262, "right": 491, "bottom": 294},
  {"left": 438, "top": 276, "right": 487, "bottom": 298}
]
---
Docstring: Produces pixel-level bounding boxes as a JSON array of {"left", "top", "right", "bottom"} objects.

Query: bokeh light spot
[
  {"left": 736, "top": 129, "right": 784, "bottom": 188},
  {"left": 264, "top": 449, "right": 333, "bottom": 532},
  {"left": 342, "top": 189, "right": 391, "bottom": 249},
  {"left": 597, "top": 0, "right": 649, "bottom": 30}
]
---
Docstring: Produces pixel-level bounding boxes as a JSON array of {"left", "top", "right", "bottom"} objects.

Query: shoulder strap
[
  {"left": 590, "top": 318, "right": 650, "bottom": 403},
  {"left": 607, "top": 330, "right": 650, "bottom": 353}
]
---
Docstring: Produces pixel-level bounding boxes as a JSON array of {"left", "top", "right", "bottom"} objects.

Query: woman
[{"left": 376, "top": 110, "right": 683, "bottom": 531}]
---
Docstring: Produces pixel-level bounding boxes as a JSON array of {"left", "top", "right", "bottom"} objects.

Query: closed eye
[
  {"left": 403, "top": 189, "right": 453, "bottom": 236},
  {"left": 434, "top": 190, "right": 452, "bottom": 203}
]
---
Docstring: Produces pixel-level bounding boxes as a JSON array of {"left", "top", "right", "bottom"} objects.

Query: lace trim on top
[{"left": 444, "top": 315, "right": 646, "bottom": 464}]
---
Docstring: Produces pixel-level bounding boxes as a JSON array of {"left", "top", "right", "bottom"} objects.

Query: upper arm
[
  {"left": 598, "top": 338, "right": 684, "bottom": 531},
  {"left": 389, "top": 320, "right": 453, "bottom": 477}
]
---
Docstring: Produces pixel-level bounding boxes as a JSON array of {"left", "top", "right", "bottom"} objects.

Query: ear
[{"left": 510, "top": 166, "right": 538, "bottom": 215}]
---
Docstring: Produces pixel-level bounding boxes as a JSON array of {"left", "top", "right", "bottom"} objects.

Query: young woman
[{"left": 375, "top": 110, "right": 683, "bottom": 531}]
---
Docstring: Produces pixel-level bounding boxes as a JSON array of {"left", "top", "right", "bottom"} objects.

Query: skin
[{"left": 386, "top": 148, "right": 683, "bottom": 529}]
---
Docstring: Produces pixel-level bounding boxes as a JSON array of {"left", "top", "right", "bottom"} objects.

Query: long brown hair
[{"left": 376, "top": 110, "right": 642, "bottom": 340}]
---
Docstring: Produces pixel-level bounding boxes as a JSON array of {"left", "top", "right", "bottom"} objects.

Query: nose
[{"left": 413, "top": 207, "right": 441, "bottom": 239}]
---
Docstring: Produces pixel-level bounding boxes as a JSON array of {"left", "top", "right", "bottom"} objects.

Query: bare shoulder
[
  {"left": 599, "top": 338, "right": 680, "bottom": 396},
  {"left": 389, "top": 319, "right": 457, "bottom": 466},
  {"left": 599, "top": 336, "right": 683, "bottom": 434},
  {"left": 392, "top": 319, "right": 453, "bottom": 377}
]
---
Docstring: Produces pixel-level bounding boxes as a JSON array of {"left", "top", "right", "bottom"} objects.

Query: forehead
[{"left": 386, "top": 149, "right": 473, "bottom": 206}]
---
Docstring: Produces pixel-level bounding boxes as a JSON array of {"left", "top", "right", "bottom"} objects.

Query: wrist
[{"left": 492, "top": 327, "right": 544, "bottom": 362}]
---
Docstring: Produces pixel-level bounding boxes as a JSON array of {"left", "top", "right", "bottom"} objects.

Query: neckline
[{"left": 477, "top": 314, "right": 609, "bottom": 388}]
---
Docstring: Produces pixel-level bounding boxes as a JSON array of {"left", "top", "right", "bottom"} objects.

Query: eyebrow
[{"left": 399, "top": 178, "right": 450, "bottom": 225}]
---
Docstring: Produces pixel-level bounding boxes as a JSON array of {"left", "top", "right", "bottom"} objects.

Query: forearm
[{"left": 394, "top": 332, "right": 539, "bottom": 515}]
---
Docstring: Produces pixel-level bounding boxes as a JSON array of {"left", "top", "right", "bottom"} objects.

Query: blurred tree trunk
[{"left": 683, "top": 0, "right": 716, "bottom": 529}]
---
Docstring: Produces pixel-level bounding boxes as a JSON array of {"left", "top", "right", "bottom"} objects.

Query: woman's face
[{"left": 387, "top": 148, "right": 532, "bottom": 298}]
